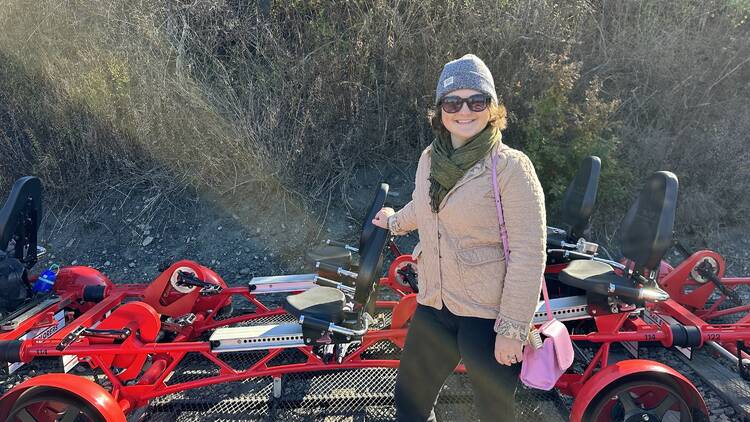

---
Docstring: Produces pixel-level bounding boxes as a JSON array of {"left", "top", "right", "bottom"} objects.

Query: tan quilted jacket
[{"left": 388, "top": 142, "right": 546, "bottom": 342}]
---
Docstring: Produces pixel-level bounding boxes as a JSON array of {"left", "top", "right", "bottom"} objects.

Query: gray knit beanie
[{"left": 435, "top": 54, "right": 497, "bottom": 105}]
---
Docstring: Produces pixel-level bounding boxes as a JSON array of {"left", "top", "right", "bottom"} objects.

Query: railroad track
[
  {"left": 3, "top": 335, "right": 746, "bottom": 421},
  {"left": 145, "top": 367, "right": 569, "bottom": 422}
]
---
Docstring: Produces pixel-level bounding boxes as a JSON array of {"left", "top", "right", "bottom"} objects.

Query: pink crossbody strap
[{"left": 492, "top": 152, "right": 552, "bottom": 322}]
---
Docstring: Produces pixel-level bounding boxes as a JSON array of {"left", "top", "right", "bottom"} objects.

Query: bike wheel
[
  {"left": 584, "top": 378, "right": 702, "bottom": 422},
  {"left": 7, "top": 387, "right": 106, "bottom": 422}
]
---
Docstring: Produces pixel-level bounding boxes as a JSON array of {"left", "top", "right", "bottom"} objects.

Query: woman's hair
[{"left": 428, "top": 102, "right": 508, "bottom": 135}]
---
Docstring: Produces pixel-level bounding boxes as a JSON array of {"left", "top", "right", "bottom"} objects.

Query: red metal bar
[
  {"left": 39, "top": 291, "right": 128, "bottom": 342},
  {"left": 89, "top": 354, "right": 126, "bottom": 406},
  {"left": 697, "top": 296, "right": 726, "bottom": 319},
  {"left": 199, "top": 349, "right": 243, "bottom": 375},
  {"left": 570, "top": 330, "right": 665, "bottom": 343},
  {"left": 653, "top": 299, "right": 710, "bottom": 330},
  {"left": 717, "top": 277, "right": 750, "bottom": 286},
  {"left": 737, "top": 312, "right": 750, "bottom": 325},
  {"left": 24, "top": 340, "right": 212, "bottom": 359},
  {"left": 580, "top": 344, "right": 609, "bottom": 381},
  {"left": 702, "top": 303, "right": 750, "bottom": 320}
]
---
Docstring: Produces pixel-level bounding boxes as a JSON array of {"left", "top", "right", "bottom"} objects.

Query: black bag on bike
[{"left": 0, "top": 252, "right": 29, "bottom": 316}]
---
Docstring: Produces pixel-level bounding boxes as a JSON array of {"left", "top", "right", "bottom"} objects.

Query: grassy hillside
[{"left": 1, "top": 0, "right": 749, "bottom": 240}]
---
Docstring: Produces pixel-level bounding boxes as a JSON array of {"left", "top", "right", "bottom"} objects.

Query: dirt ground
[{"left": 35, "top": 166, "right": 418, "bottom": 287}]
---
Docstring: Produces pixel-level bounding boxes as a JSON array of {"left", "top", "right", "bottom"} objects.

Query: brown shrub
[{"left": 1, "top": 0, "right": 749, "bottom": 237}]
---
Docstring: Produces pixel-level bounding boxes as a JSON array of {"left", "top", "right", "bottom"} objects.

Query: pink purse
[{"left": 491, "top": 153, "right": 574, "bottom": 391}]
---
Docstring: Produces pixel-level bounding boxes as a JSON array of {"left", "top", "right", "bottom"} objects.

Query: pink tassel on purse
[{"left": 491, "top": 152, "right": 574, "bottom": 391}]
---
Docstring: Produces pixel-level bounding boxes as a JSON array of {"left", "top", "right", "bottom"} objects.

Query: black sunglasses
[{"left": 440, "top": 94, "right": 491, "bottom": 113}]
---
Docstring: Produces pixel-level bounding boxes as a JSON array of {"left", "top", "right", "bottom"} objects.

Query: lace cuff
[
  {"left": 494, "top": 314, "right": 531, "bottom": 343},
  {"left": 387, "top": 214, "right": 404, "bottom": 235}
]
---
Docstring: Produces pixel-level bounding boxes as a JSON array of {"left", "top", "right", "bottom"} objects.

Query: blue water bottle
[{"left": 32, "top": 264, "right": 60, "bottom": 294}]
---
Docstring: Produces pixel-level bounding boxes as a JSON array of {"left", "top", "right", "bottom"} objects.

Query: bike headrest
[
  {"left": 359, "top": 183, "right": 389, "bottom": 252},
  {"left": 560, "top": 156, "right": 601, "bottom": 239},
  {"left": 620, "top": 171, "right": 678, "bottom": 271},
  {"left": 0, "top": 177, "right": 42, "bottom": 269},
  {"left": 354, "top": 183, "right": 388, "bottom": 307}
]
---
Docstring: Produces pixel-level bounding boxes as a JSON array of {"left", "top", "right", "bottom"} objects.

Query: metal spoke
[
  {"left": 652, "top": 394, "right": 678, "bottom": 418},
  {"left": 591, "top": 380, "right": 699, "bottom": 422},
  {"left": 617, "top": 391, "right": 640, "bottom": 413},
  {"left": 16, "top": 408, "right": 39, "bottom": 422}
]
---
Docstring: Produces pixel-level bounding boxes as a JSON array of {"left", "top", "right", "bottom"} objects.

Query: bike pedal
[{"left": 163, "top": 313, "right": 197, "bottom": 332}]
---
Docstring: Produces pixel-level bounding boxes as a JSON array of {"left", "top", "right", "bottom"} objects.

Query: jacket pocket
[
  {"left": 411, "top": 243, "right": 423, "bottom": 276},
  {"left": 456, "top": 244, "right": 506, "bottom": 306},
  {"left": 411, "top": 242, "right": 427, "bottom": 299}
]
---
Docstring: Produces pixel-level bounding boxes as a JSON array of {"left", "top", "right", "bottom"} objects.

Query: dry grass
[{"left": 1, "top": 0, "right": 749, "bottom": 239}]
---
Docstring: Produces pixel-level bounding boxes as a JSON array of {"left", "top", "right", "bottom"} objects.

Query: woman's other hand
[
  {"left": 494, "top": 334, "right": 523, "bottom": 366},
  {"left": 372, "top": 207, "right": 395, "bottom": 229}
]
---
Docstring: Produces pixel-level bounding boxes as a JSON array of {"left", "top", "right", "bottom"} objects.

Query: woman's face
[{"left": 440, "top": 88, "right": 491, "bottom": 145}]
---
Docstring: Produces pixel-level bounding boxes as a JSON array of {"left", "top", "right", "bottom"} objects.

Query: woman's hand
[
  {"left": 372, "top": 207, "right": 395, "bottom": 229},
  {"left": 494, "top": 334, "right": 523, "bottom": 366}
]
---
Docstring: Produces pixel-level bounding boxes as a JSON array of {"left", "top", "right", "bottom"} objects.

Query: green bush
[{"left": 510, "top": 54, "right": 627, "bottom": 219}]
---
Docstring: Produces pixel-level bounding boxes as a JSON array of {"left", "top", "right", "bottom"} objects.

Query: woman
[{"left": 372, "top": 54, "right": 546, "bottom": 421}]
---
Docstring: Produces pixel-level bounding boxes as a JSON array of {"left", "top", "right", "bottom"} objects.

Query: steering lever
[
  {"left": 695, "top": 260, "right": 742, "bottom": 307},
  {"left": 56, "top": 326, "right": 132, "bottom": 351}
]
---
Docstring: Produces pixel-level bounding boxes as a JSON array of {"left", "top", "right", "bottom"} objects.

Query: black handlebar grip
[
  {"left": 315, "top": 261, "right": 340, "bottom": 273},
  {"left": 608, "top": 284, "right": 642, "bottom": 300},
  {"left": 82, "top": 285, "right": 107, "bottom": 302},
  {"left": 582, "top": 281, "right": 642, "bottom": 300},
  {"left": 547, "top": 239, "right": 565, "bottom": 248},
  {"left": 583, "top": 281, "right": 638, "bottom": 300},
  {"left": 0, "top": 340, "right": 22, "bottom": 363}
]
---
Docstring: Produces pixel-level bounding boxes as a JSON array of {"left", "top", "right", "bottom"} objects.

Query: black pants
[{"left": 394, "top": 304, "right": 521, "bottom": 422}]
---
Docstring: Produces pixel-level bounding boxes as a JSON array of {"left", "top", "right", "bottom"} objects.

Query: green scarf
[{"left": 429, "top": 125, "right": 500, "bottom": 212}]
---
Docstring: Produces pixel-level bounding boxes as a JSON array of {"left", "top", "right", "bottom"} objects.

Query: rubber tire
[
  {"left": 582, "top": 374, "right": 706, "bottom": 422},
  {"left": 8, "top": 386, "right": 106, "bottom": 422}
]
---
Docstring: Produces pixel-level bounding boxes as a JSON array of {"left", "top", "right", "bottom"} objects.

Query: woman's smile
[{"left": 440, "top": 88, "right": 491, "bottom": 148}]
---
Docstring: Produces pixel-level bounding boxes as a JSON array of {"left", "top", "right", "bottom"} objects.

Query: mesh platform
[
  {"left": 146, "top": 303, "right": 569, "bottom": 421},
  {"left": 703, "top": 285, "right": 750, "bottom": 324},
  {"left": 0, "top": 293, "right": 570, "bottom": 421},
  {"left": 146, "top": 367, "right": 568, "bottom": 421}
]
